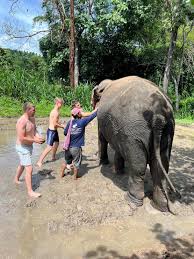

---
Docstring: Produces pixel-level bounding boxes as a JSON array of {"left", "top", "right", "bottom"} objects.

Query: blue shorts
[
  {"left": 46, "top": 128, "right": 59, "bottom": 146},
  {"left": 16, "top": 144, "right": 33, "bottom": 166}
]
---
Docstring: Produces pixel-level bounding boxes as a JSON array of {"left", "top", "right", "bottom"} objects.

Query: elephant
[{"left": 91, "top": 76, "right": 180, "bottom": 213}]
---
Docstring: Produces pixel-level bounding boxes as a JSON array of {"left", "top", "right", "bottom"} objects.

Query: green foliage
[
  {"left": 175, "top": 117, "right": 194, "bottom": 125},
  {"left": 0, "top": 96, "right": 70, "bottom": 117},
  {"left": 0, "top": 48, "right": 94, "bottom": 117},
  {"left": 0, "top": 97, "right": 22, "bottom": 117},
  {"left": 62, "top": 83, "right": 93, "bottom": 110},
  {"left": 178, "top": 97, "right": 194, "bottom": 118},
  {"left": 35, "top": 100, "right": 71, "bottom": 117},
  {"left": 1, "top": 0, "right": 194, "bottom": 119}
]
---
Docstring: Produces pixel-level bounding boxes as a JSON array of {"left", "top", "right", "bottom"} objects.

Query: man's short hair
[
  {"left": 23, "top": 102, "right": 34, "bottom": 112},
  {"left": 55, "top": 97, "right": 64, "bottom": 104},
  {"left": 71, "top": 100, "right": 79, "bottom": 109}
]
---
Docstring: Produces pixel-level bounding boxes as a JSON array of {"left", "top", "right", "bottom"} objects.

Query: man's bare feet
[
  {"left": 28, "top": 191, "right": 41, "bottom": 198},
  {"left": 61, "top": 171, "right": 65, "bottom": 178},
  {"left": 36, "top": 162, "right": 42, "bottom": 168},
  {"left": 74, "top": 176, "right": 80, "bottom": 180}
]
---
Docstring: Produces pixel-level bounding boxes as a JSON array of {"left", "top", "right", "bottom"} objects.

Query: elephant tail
[{"left": 153, "top": 115, "right": 181, "bottom": 198}]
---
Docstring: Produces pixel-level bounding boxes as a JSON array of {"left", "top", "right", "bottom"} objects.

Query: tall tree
[
  {"left": 163, "top": 0, "right": 194, "bottom": 93},
  {"left": 69, "top": 0, "right": 75, "bottom": 87}
]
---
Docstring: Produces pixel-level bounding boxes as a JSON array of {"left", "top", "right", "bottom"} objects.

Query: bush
[
  {"left": 0, "top": 82, "right": 94, "bottom": 117},
  {"left": 178, "top": 97, "right": 194, "bottom": 119},
  {"left": 0, "top": 66, "right": 93, "bottom": 110}
]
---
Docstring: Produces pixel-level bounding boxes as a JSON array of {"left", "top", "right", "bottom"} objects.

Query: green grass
[
  {"left": 1, "top": 97, "right": 193, "bottom": 127},
  {"left": 0, "top": 97, "right": 22, "bottom": 117},
  {"left": 35, "top": 100, "right": 71, "bottom": 117},
  {"left": 0, "top": 97, "right": 71, "bottom": 117},
  {"left": 175, "top": 117, "right": 194, "bottom": 126}
]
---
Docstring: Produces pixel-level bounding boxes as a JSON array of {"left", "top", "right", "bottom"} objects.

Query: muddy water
[{"left": 0, "top": 122, "right": 194, "bottom": 258}]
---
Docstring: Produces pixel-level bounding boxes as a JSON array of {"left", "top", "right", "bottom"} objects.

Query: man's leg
[
  {"left": 25, "top": 165, "right": 41, "bottom": 198},
  {"left": 73, "top": 166, "right": 79, "bottom": 180},
  {"left": 36, "top": 145, "right": 52, "bottom": 168},
  {"left": 14, "top": 164, "right": 24, "bottom": 184},
  {"left": 52, "top": 141, "right": 59, "bottom": 161},
  {"left": 60, "top": 162, "right": 67, "bottom": 178},
  {"left": 71, "top": 147, "right": 82, "bottom": 180}
]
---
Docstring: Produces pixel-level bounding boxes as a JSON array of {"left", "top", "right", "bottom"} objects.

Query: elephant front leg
[
  {"left": 98, "top": 132, "right": 109, "bottom": 165},
  {"left": 114, "top": 152, "right": 125, "bottom": 174}
]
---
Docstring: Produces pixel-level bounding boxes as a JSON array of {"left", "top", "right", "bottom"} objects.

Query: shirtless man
[
  {"left": 36, "top": 98, "right": 64, "bottom": 167},
  {"left": 15, "top": 102, "right": 45, "bottom": 198}
]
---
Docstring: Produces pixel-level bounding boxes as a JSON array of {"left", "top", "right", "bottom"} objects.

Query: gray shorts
[
  {"left": 64, "top": 147, "right": 82, "bottom": 169},
  {"left": 16, "top": 144, "right": 33, "bottom": 166}
]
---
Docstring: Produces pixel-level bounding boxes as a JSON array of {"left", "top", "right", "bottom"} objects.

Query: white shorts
[{"left": 16, "top": 144, "right": 33, "bottom": 166}]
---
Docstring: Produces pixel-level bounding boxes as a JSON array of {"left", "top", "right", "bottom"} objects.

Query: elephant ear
[
  {"left": 91, "top": 79, "right": 112, "bottom": 108},
  {"left": 94, "top": 79, "right": 112, "bottom": 96}
]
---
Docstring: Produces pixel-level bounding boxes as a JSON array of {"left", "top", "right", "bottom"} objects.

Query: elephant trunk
[{"left": 91, "top": 88, "right": 101, "bottom": 109}]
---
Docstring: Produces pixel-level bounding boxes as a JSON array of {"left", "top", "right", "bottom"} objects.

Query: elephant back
[{"left": 97, "top": 76, "right": 174, "bottom": 156}]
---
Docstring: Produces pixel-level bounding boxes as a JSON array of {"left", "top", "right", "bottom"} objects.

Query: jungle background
[{"left": 0, "top": 0, "right": 194, "bottom": 122}]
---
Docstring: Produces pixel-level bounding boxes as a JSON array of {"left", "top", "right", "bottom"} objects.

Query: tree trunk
[
  {"left": 69, "top": 0, "right": 75, "bottom": 88},
  {"left": 173, "top": 77, "right": 179, "bottom": 111},
  {"left": 163, "top": 25, "right": 179, "bottom": 94},
  {"left": 74, "top": 39, "right": 79, "bottom": 86}
]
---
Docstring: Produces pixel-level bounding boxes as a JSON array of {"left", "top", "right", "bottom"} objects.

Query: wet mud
[{"left": 0, "top": 118, "right": 194, "bottom": 258}]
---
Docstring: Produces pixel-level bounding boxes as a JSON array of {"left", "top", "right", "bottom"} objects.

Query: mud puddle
[{"left": 0, "top": 120, "right": 194, "bottom": 258}]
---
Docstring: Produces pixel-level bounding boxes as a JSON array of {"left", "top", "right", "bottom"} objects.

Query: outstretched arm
[
  {"left": 81, "top": 111, "right": 94, "bottom": 117},
  {"left": 82, "top": 108, "right": 98, "bottom": 126}
]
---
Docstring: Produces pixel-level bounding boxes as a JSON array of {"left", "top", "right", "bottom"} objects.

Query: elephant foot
[
  {"left": 145, "top": 202, "right": 162, "bottom": 215},
  {"left": 115, "top": 168, "right": 125, "bottom": 174},
  {"left": 167, "top": 201, "right": 181, "bottom": 215},
  {"left": 124, "top": 192, "right": 143, "bottom": 212},
  {"left": 150, "top": 200, "right": 169, "bottom": 213},
  {"left": 99, "top": 158, "right": 109, "bottom": 165}
]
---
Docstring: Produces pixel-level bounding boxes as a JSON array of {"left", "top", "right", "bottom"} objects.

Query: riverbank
[
  {"left": 0, "top": 96, "right": 193, "bottom": 126},
  {"left": 0, "top": 116, "right": 193, "bottom": 130},
  {"left": 0, "top": 119, "right": 194, "bottom": 258}
]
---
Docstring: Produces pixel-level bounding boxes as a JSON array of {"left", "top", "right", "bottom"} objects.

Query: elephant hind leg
[
  {"left": 125, "top": 142, "right": 148, "bottom": 209},
  {"left": 114, "top": 151, "right": 125, "bottom": 174}
]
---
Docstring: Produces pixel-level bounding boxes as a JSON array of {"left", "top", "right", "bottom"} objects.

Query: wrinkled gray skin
[{"left": 91, "top": 76, "right": 177, "bottom": 213}]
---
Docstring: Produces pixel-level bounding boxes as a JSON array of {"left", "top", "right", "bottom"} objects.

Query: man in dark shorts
[
  {"left": 60, "top": 107, "right": 98, "bottom": 180},
  {"left": 37, "top": 98, "right": 64, "bottom": 168},
  {"left": 46, "top": 128, "right": 59, "bottom": 146}
]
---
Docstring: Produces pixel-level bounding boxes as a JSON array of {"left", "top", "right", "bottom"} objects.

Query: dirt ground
[{"left": 0, "top": 118, "right": 194, "bottom": 258}]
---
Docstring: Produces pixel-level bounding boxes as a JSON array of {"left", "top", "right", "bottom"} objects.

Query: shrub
[{"left": 178, "top": 97, "right": 194, "bottom": 119}]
